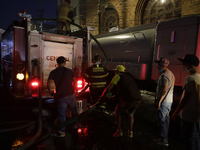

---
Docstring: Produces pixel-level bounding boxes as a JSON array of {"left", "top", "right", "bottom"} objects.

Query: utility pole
[{"left": 98, "top": 0, "right": 101, "bottom": 34}]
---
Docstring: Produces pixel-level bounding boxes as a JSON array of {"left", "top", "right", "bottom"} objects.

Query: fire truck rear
[{"left": 0, "top": 17, "right": 87, "bottom": 99}]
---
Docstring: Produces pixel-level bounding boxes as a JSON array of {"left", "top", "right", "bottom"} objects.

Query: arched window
[
  {"left": 101, "top": 8, "right": 119, "bottom": 34},
  {"left": 142, "top": 0, "right": 181, "bottom": 24}
]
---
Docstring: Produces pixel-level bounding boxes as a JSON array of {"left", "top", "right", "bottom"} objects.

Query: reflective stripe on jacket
[{"left": 84, "top": 64, "right": 109, "bottom": 88}]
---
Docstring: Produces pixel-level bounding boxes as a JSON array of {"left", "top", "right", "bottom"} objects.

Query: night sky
[{"left": 0, "top": 0, "right": 57, "bottom": 30}]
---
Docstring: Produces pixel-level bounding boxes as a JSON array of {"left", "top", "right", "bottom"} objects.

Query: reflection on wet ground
[
  {"left": 27, "top": 111, "right": 149, "bottom": 150},
  {"left": 0, "top": 90, "right": 185, "bottom": 150}
]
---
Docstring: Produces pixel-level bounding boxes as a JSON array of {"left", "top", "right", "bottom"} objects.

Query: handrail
[{"left": 157, "top": 45, "right": 161, "bottom": 60}]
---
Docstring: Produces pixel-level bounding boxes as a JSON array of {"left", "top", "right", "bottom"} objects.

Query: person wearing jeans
[
  {"left": 154, "top": 58, "right": 175, "bottom": 146},
  {"left": 157, "top": 102, "right": 172, "bottom": 143},
  {"left": 47, "top": 56, "right": 78, "bottom": 137},
  {"left": 57, "top": 93, "right": 77, "bottom": 132}
]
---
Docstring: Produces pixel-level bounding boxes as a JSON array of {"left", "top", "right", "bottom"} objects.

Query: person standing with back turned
[
  {"left": 171, "top": 54, "right": 200, "bottom": 150},
  {"left": 153, "top": 58, "right": 175, "bottom": 147},
  {"left": 84, "top": 54, "right": 109, "bottom": 104},
  {"left": 47, "top": 56, "right": 78, "bottom": 137}
]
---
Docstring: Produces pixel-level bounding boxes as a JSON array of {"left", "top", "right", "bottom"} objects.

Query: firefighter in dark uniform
[
  {"left": 57, "top": 0, "right": 74, "bottom": 35},
  {"left": 100, "top": 65, "right": 141, "bottom": 138},
  {"left": 84, "top": 54, "right": 109, "bottom": 104}
]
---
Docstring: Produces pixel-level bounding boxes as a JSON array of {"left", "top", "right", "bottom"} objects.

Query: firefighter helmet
[{"left": 93, "top": 54, "right": 102, "bottom": 62}]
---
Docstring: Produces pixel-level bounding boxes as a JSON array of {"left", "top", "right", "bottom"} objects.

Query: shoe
[
  {"left": 52, "top": 130, "right": 65, "bottom": 137},
  {"left": 113, "top": 130, "right": 123, "bottom": 137},
  {"left": 153, "top": 138, "right": 169, "bottom": 146},
  {"left": 127, "top": 130, "right": 133, "bottom": 138}
]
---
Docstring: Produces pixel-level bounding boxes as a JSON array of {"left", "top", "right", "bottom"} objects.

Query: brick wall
[
  {"left": 79, "top": 0, "right": 200, "bottom": 35},
  {"left": 182, "top": 0, "right": 200, "bottom": 16},
  {"left": 85, "top": 0, "right": 139, "bottom": 35}
]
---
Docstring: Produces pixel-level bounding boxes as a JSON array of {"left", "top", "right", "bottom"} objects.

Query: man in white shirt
[
  {"left": 153, "top": 58, "right": 175, "bottom": 146},
  {"left": 171, "top": 54, "right": 200, "bottom": 150}
]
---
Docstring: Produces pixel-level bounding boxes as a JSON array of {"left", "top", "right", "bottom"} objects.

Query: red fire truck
[{"left": 0, "top": 16, "right": 90, "bottom": 99}]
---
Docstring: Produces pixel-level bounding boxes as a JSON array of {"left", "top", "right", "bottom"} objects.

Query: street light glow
[{"left": 161, "top": 0, "right": 165, "bottom": 3}]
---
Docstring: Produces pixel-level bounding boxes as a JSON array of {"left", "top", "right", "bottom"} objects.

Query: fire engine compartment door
[{"left": 43, "top": 41, "right": 73, "bottom": 89}]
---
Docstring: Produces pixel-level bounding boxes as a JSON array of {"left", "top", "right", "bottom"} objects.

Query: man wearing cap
[
  {"left": 100, "top": 65, "right": 141, "bottom": 138},
  {"left": 171, "top": 54, "right": 200, "bottom": 150},
  {"left": 47, "top": 56, "right": 78, "bottom": 137},
  {"left": 153, "top": 57, "right": 175, "bottom": 146}
]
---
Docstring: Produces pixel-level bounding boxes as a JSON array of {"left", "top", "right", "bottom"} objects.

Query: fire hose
[
  {"left": 0, "top": 60, "right": 42, "bottom": 137},
  {"left": 16, "top": 59, "right": 43, "bottom": 150},
  {"left": 0, "top": 120, "right": 36, "bottom": 133},
  {"left": 19, "top": 86, "right": 103, "bottom": 149},
  {"left": 0, "top": 20, "right": 108, "bottom": 149},
  {"left": 71, "top": 22, "right": 108, "bottom": 67},
  {"left": 0, "top": 65, "right": 103, "bottom": 150}
]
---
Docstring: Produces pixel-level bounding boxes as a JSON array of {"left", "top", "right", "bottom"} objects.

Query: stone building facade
[{"left": 58, "top": 0, "right": 200, "bottom": 35}]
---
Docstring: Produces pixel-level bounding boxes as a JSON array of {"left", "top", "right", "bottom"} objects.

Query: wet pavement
[{"left": 0, "top": 86, "right": 186, "bottom": 150}]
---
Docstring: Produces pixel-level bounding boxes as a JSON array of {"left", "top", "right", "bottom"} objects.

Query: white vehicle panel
[{"left": 43, "top": 41, "right": 73, "bottom": 89}]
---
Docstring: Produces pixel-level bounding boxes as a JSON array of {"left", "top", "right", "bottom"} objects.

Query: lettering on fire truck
[{"left": 46, "top": 56, "right": 70, "bottom": 62}]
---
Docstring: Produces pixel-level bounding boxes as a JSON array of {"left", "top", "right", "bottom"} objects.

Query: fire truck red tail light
[
  {"left": 31, "top": 79, "right": 39, "bottom": 97},
  {"left": 31, "top": 81, "right": 39, "bottom": 87},
  {"left": 77, "top": 80, "right": 83, "bottom": 88},
  {"left": 76, "top": 78, "right": 85, "bottom": 93}
]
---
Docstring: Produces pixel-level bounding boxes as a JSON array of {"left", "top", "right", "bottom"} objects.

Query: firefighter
[
  {"left": 99, "top": 65, "right": 141, "bottom": 138},
  {"left": 84, "top": 54, "right": 109, "bottom": 104},
  {"left": 57, "top": 0, "right": 74, "bottom": 35}
]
